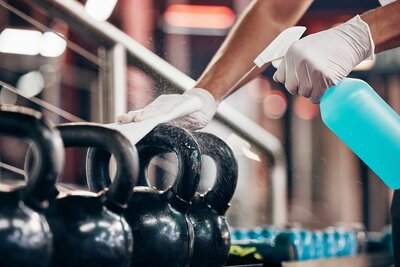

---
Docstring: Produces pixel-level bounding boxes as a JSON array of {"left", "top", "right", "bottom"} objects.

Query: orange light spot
[
  {"left": 293, "top": 96, "right": 320, "bottom": 120},
  {"left": 263, "top": 90, "right": 287, "bottom": 119},
  {"left": 164, "top": 4, "right": 236, "bottom": 29}
]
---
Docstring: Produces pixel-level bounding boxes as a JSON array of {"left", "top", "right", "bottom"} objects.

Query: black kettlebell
[
  {"left": 0, "top": 105, "right": 63, "bottom": 267},
  {"left": 188, "top": 132, "right": 238, "bottom": 267},
  {"left": 87, "top": 123, "right": 201, "bottom": 267},
  {"left": 46, "top": 123, "right": 138, "bottom": 267},
  {"left": 391, "top": 190, "right": 400, "bottom": 267}
]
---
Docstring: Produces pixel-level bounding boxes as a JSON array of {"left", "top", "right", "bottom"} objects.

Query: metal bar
[
  {"left": 24, "top": 0, "right": 288, "bottom": 224},
  {"left": 96, "top": 44, "right": 127, "bottom": 123},
  {"left": 0, "top": 0, "right": 102, "bottom": 66},
  {"left": 0, "top": 162, "right": 25, "bottom": 176},
  {"left": 0, "top": 80, "right": 85, "bottom": 122},
  {"left": 25, "top": 0, "right": 190, "bottom": 88},
  {"left": 111, "top": 44, "right": 128, "bottom": 121},
  {"left": 96, "top": 47, "right": 107, "bottom": 123}
]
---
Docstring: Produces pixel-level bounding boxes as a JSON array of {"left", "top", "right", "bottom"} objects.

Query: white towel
[{"left": 379, "top": 0, "right": 397, "bottom": 6}]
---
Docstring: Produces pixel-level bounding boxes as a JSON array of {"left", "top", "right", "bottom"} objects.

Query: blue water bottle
[
  {"left": 310, "top": 231, "right": 324, "bottom": 259},
  {"left": 320, "top": 78, "right": 400, "bottom": 189}
]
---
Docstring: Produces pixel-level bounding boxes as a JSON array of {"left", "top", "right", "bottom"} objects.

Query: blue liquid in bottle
[{"left": 320, "top": 78, "right": 400, "bottom": 189}]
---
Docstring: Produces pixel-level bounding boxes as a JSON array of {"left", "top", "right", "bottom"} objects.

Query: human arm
[
  {"left": 362, "top": 0, "right": 400, "bottom": 53},
  {"left": 273, "top": 0, "right": 400, "bottom": 103},
  {"left": 195, "top": 0, "right": 313, "bottom": 101},
  {"left": 117, "top": 0, "right": 313, "bottom": 130}
]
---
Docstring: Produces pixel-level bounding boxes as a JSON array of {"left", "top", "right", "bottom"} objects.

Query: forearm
[
  {"left": 194, "top": 0, "right": 313, "bottom": 101},
  {"left": 361, "top": 0, "right": 400, "bottom": 53}
]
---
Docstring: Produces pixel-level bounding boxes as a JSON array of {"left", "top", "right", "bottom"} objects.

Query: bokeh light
[
  {"left": 16, "top": 71, "right": 45, "bottom": 98},
  {"left": 262, "top": 90, "right": 287, "bottom": 119},
  {"left": 293, "top": 96, "right": 320, "bottom": 120}
]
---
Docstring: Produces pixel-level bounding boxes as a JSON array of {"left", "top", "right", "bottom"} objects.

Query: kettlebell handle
[
  {"left": 193, "top": 132, "right": 238, "bottom": 215},
  {"left": 87, "top": 123, "right": 201, "bottom": 205},
  {"left": 57, "top": 123, "right": 138, "bottom": 211},
  {"left": 0, "top": 105, "right": 63, "bottom": 209}
]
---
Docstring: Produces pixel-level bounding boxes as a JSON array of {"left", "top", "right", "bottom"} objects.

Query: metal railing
[{"left": 25, "top": 0, "right": 288, "bottom": 224}]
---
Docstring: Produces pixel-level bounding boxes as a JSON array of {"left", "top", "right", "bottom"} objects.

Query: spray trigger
[{"left": 254, "top": 26, "right": 306, "bottom": 68}]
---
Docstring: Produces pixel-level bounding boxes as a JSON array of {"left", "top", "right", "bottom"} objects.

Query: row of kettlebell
[
  {"left": 229, "top": 226, "right": 359, "bottom": 263},
  {"left": 0, "top": 105, "right": 239, "bottom": 267},
  {"left": 229, "top": 225, "right": 394, "bottom": 264}
]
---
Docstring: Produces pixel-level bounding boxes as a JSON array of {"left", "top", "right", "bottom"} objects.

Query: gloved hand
[
  {"left": 273, "top": 15, "right": 375, "bottom": 103},
  {"left": 116, "top": 88, "right": 217, "bottom": 131}
]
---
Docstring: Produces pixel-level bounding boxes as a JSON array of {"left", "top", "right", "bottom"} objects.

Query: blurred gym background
[{"left": 0, "top": 0, "right": 399, "bottom": 233}]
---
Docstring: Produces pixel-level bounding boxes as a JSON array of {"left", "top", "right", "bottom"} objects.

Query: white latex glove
[
  {"left": 116, "top": 88, "right": 217, "bottom": 131},
  {"left": 273, "top": 15, "right": 375, "bottom": 103}
]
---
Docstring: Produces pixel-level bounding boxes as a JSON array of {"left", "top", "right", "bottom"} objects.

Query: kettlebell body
[
  {"left": 187, "top": 195, "right": 231, "bottom": 267},
  {"left": 188, "top": 132, "right": 238, "bottom": 267},
  {"left": 87, "top": 123, "right": 201, "bottom": 267},
  {"left": 0, "top": 105, "right": 64, "bottom": 267},
  {"left": 0, "top": 189, "right": 53, "bottom": 267},
  {"left": 124, "top": 187, "right": 193, "bottom": 267},
  {"left": 46, "top": 192, "right": 133, "bottom": 267},
  {"left": 47, "top": 123, "right": 138, "bottom": 267}
]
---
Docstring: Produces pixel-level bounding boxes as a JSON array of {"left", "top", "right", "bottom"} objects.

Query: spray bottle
[
  {"left": 320, "top": 78, "right": 400, "bottom": 189},
  {"left": 255, "top": 27, "right": 400, "bottom": 189}
]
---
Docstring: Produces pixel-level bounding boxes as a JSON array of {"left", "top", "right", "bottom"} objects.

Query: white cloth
[
  {"left": 116, "top": 88, "right": 217, "bottom": 131},
  {"left": 379, "top": 0, "right": 397, "bottom": 6},
  {"left": 273, "top": 15, "right": 375, "bottom": 103}
]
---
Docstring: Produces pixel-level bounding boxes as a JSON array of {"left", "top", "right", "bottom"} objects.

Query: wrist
[
  {"left": 361, "top": 0, "right": 400, "bottom": 53},
  {"left": 184, "top": 88, "right": 218, "bottom": 107},
  {"left": 355, "top": 15, "right": 376, "bottom": 60},
  {"left": 336, "top": 15, "right": 375, "bottom": 61}
]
